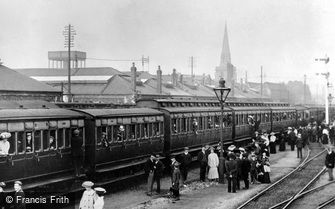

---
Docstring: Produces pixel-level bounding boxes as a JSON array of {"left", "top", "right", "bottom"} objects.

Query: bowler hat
[
  {"left": 184, "top": 147, "right": 189, "bottom": 150},
  {"left": 82, "top": 181, "right": 94, "bottom": 188}
]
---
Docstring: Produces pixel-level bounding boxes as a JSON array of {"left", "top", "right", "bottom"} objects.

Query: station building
[{"left": 0, "top": 64, "right": 61, "bottom": 108}]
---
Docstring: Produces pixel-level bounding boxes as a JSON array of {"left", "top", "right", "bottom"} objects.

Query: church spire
[{"left": 220, "top": 23, "right": 231, "bottom": 66}]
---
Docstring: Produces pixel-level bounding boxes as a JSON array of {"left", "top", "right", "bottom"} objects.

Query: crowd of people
[{"left": 143, "top": 122, "right": 335, "bottom": 200}]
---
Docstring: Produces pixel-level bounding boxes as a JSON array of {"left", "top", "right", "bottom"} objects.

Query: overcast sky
[{"left": 0, "top": 0, "right": 334, "bottom": 93}]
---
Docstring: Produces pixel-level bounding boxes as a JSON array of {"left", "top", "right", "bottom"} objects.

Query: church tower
[{"left": 215, "top": 23, "right": 236, "bottom": 92}]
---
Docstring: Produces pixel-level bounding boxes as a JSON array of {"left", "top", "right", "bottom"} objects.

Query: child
[
  {"left": 170, "top": 162, "right": 181, "bottom": 200},
  {"left": 94, "top": 187, "right": 106, "bottom": 209},
  {"left": 79, "top": 181, "right": 96, "bottom": 209}
]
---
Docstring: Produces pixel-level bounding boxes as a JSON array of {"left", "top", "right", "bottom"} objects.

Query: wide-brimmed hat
[
  {"left": 184, "top": 147, "right": 189, "bottom": 150},
  {"left": 270, "top": 132, "right": 275, "bottom": 135},
  {"left": 14, "top": 181, "right": 22, "bottom": 186},
  {"left": 94, "top": 187, "right": 106, "bottom": 195},
  {"left": 174, "top": 162, "right": 180, "bottom": 167},
  {"left": 288, "top": 127, "right": 292, "bottom": 130},
  {"left": 228, "top": 145, "right": 236, "bottom": 151},
  {"left": 0, "top": 132, "right": 11, "bottom": 139},
  {"left": 82, "top": 181, "right": 94, "bottom": 188},
  {"left": 239, "top": 147, "right": 245, "bottom": 152}
]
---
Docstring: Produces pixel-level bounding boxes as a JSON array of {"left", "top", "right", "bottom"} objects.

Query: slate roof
[
  {"left": 14, "top": 67, "right": 122, "bottom": 77},
  {"left": 0, "top": 65, "right": 60, "bottom": 93}
]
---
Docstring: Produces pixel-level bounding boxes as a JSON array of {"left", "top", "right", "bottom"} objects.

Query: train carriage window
[
  {"left": 98, "top": 126, "right": 108, "bottom": 147},
  {"left": 153, "top": 123, "right": 160, "bottom": 136},
  {"left": 26, "top": 132, "right": 33, "bottom": 152},
  {"left": 128, "top": 124, "right": 136, "bottom": 140},
  {"left": 8, "top": 132, "right": 15, "bottom": 154},
  {"left": 181, "top": 118, "right": 186, "bottom": 133},
  {"left": 235, "top": 115, "right": 239, "bottom": 125},
  {"left": 17, "top": 132, "right": 24, "bottom": 153},
  {"left": 65, "top": 129, "right": 71, "bottom": 148},
  {"left": 207, "top": 116, "right": 213, "bottom": 129},
  {"left": 112, "top": 126, "right": 119, "bottom": 142},
  {"left": 143, "top": 124, "right": 149, "bottom": 138},
  {"left": 136, "top": 124, "right": 141, "bottom": 139},
  {"left": 198, "top": 117, "right": 203, "bottom": 130},
  {"left": 214, "top": 116, "right": 220, "bottom": 128},
  {"left": 49, "top": 130, "right": 56, "bottom": 150},
  {"left": 43, "top": 130, "right": 49, "bottom": 150},
  {"left": 227, "top": 114, "right": 233, "bottom": 127},
  {"left": 261, "top": 113, "right": 265, "bottom": 122},
  {"left": 107, "top": 126, "right": 113, "bottom": 143},
  {"left": 57, "top": 129, "right": 64, "bottom": 149},
  {"left": 172, "top": 119, "right": 177, "bottom": 133},
  {"left": 34, "top": 131, "right": 42, "bottom": 152},
  {"left": 117, "top": 125, "right": 125, "bottom": 141},
  {"left": 148, "top": 123, "right": 153, "bottom": 137}
]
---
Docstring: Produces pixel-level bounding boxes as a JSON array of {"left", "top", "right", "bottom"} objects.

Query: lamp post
[
  {"left": 213, "top": 78, "right": 231, "bottom": 183},
  {"left": 315, "top": 55, "right": 330, "bottom": 124}
]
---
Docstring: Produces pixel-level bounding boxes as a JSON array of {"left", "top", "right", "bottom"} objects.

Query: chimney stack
[
  {"left": 157, "top": 65, "right": 162, "bottom": 94},
  {"left": 172, "top": 68, "right": 177, "bottom": 86},
  {"left": 179, "top": 74, "right": 183, "bottom": 84},
  {"left": 131, "top": 62, "right": 137, "bottom": 94}
]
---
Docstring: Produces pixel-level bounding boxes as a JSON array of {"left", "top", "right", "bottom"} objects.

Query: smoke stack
[
  {"left": 157, "top": 65, "right": 162, "bottom": 94},
  {"left": 172, "top": 68, "right": 177, "bottom": 86},
  {"left": 131, "top": 62, "right": 137, "bottom": 94}
]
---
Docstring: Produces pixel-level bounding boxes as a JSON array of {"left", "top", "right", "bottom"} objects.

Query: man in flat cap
[
  {"left": 13, "top": 181, "right": 25, "bottom": 209},
  {"left": 179, "top": 147, "right": 192, "bottom": 186},
  {"left": 79, "top": 181, "right": 96, "bottom": 209},
  {"left": 0, "top": 182, "right": 6, "bottom": 209},
  {"left": 71, "top": 129, "right": 83, "bottom": 177}
]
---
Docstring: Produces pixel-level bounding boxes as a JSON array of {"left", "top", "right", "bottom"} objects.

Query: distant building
[{"left": 214, "top": 24, "right": 237, "bottom": 94}]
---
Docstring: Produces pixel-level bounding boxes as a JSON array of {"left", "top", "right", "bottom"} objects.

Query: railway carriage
[
  {"left": 0, "top": 108, "right": 85, "bottom": 192},
  {"left": 270, "top": 106, "right": 297, "bottom": 132},
  {"left": 159, "top": 107, "right": 233, "bottom": 156},
  {"left": 71, "top": 108, "right": 165, "bottom": 183}
]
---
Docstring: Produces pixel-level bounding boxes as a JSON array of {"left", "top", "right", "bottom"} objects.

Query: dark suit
[
  {"left": 71, "top": 134, "right": 83, "bottom": 176},
  {"left": 13, "top": 190, "right": 26, "bottom": 209},
  {"left": 241, "top": 158, "right": 251, "bottom": 189},
  {"left": 179, "top": 152, "right": 192, "bottom": 183},
  {"left": 225, "top": 160, "right": 237, "bottom": 193},
  {"left": 153, "top": 160, "right": 164, "bottom": 193},
  {"left": 197, "top": 151, "right": 207, "bottom": 182},
  {"left": 0, "top": 191, "right": 6, "bottom": 209},
  {"left": 144, "top": 158, "right": 155, "bottom": 194},
  {"left": 171, "top": 168, "right": 180, "bottom": 198}
]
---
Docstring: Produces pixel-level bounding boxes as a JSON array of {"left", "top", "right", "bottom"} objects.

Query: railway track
[{"left": 237, "top": 143, "right": 327, "bottom": 209}]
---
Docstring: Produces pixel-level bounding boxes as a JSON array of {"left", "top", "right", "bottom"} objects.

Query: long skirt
[
  {"left": 208, "top": 167, "right": 219, "bottom": 179},
  {"left": 269, "top": 142, "right": 276, "bottom": 154},
  {"left": 279, "top": 141, "right": 286, "bottom": 151}
]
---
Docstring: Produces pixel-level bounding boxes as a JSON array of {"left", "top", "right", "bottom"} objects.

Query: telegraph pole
[
  {"left": 261, "top": 66, "right": 263, "bottom": 99},
  {"left": 315, "top": 55, "right": 330, "bottom": 124},
  {"left": 63, "top": 24, "right": 76, "bottom": 102},
  {"left": 304, "top": 74, "right": 306, "bottom": 105},
  {"left": 189, "top": 56, "right": 195, "bottom": 84}
]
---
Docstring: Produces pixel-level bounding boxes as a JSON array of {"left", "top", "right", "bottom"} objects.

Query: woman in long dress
[
  {"left": 269, "top": 132, "right": 277, "bottom": 154},
  {"left": 207, "top": 147, "right": 219, "bottom": 181}
]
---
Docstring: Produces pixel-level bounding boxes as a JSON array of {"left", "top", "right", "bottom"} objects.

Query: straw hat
[{"left": 82, "top": 181, "right": 94, "bottom": 188}]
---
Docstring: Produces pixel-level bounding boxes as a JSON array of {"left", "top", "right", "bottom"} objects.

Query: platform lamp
[{"left": 213, "top": 78, "right": 231, "bottom": 183}]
